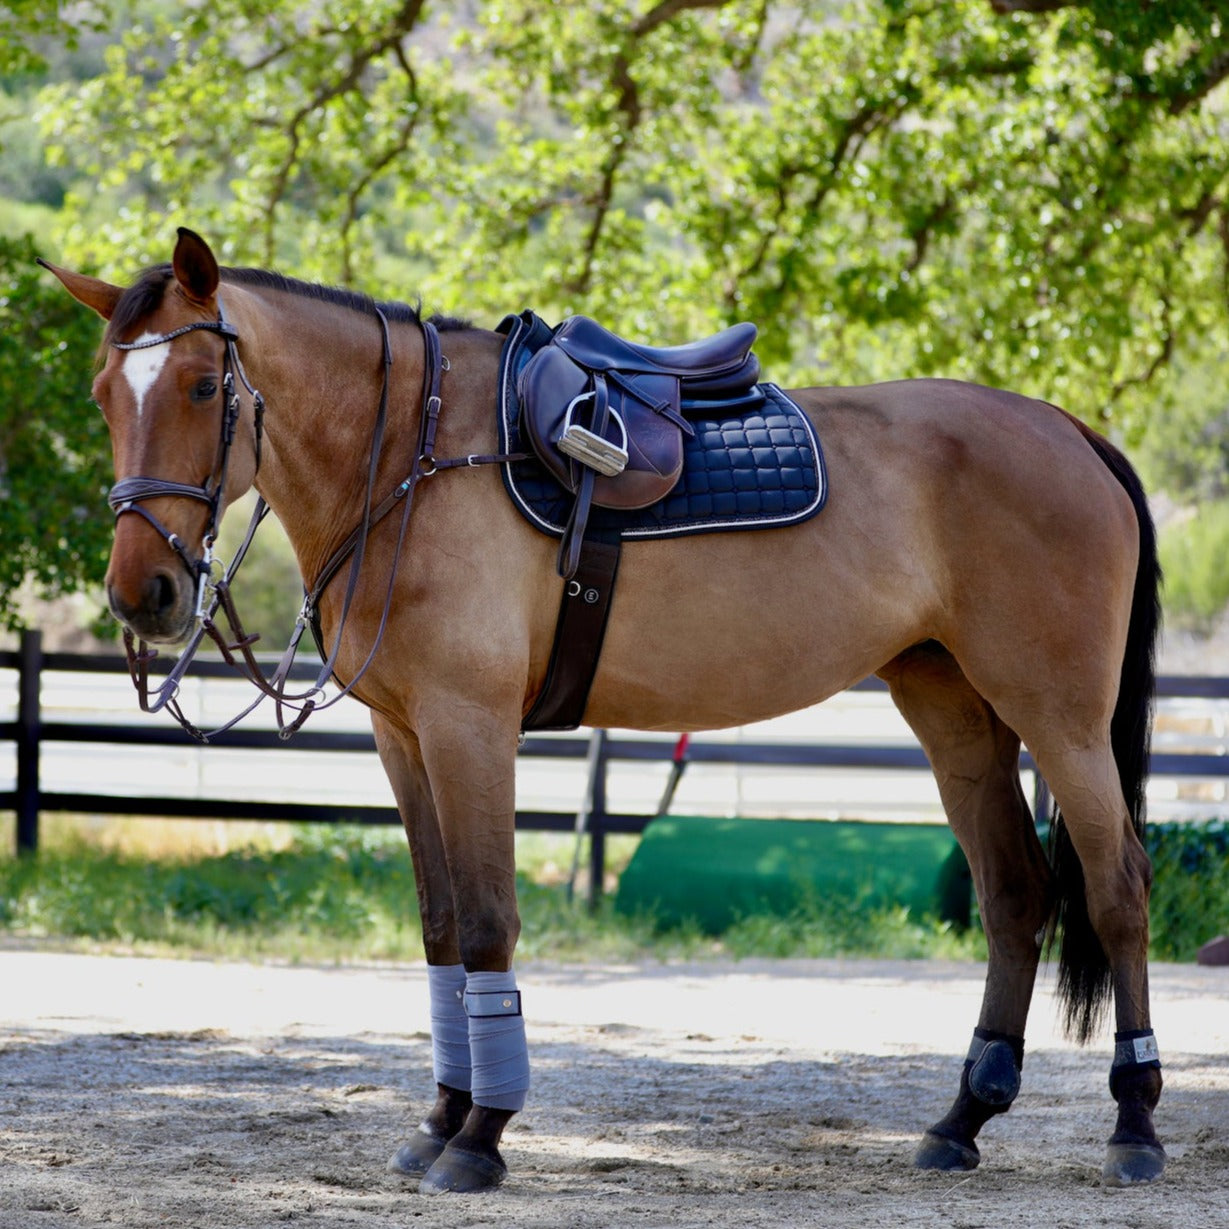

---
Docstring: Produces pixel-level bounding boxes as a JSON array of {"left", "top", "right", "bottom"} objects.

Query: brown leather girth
[{"left": 522, "top": 532, "right": 621, "bottom": 732}]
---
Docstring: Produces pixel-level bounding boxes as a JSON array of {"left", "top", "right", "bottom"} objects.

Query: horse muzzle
[{"left": 106, "top": 567, "right": 196, "bottom": 645}]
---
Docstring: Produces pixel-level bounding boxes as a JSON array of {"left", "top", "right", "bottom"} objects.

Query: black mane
[
  {"left": 103, "top": 261, "right": 470, "bottom": 352},
  {"left": 222, "top": 266, "right": 472, "bottom": 332}
]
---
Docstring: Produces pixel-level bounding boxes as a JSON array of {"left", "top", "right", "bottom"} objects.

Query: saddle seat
[
  {"left": 551, "top": 315, "right": 759, "bottom": 392},
  {"left": 518, "top": 313, "right": 762, "bottom": 577}
]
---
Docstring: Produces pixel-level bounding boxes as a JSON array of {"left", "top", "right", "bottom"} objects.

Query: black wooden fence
[{"left": 5, "top": 628, "right": 1229, "bottom": 898}]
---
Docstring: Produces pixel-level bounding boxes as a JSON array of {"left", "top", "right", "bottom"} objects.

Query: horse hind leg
[
  {"left": 878, "top": 643, "right": 1052, "bottom": 1172},
  {"left": 1034, "top": 739, "right": 1164, "bottom": 1185}
]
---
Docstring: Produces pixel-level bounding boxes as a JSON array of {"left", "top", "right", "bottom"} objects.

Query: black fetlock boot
[{"left": 916, "top": 1028, "right": 1024, "bottom": 1171}]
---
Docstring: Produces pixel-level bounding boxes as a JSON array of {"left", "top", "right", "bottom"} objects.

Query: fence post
[
  {"left": 587, "top": 729, "right": 609, "bottom": 912},
  {"left": 16, "top": 627, "right": 43, "bottom": 856}
]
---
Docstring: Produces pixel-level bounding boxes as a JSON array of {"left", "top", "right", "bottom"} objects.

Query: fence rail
[{"left": 5, "top": 629, "right": 1229, "bottom": 900}]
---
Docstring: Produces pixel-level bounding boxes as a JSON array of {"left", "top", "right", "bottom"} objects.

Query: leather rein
[{"left": 110, "top": 302, "right": 524, "bottom": 743}]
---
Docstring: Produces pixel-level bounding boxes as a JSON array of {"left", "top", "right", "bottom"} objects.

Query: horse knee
[{"left": 457, "top": 907, "right": 521, "bottom": 972}]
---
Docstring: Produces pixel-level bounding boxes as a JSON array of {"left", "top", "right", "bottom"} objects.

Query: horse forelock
[{"left": 99, "top": 265, "right": 174, "bottom": 365}]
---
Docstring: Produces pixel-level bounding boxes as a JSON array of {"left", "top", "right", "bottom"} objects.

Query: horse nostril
[{"left": 149, "top": 572, "right": 178, "bottom": 617}]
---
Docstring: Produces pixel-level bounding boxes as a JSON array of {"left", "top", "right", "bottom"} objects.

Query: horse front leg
[
  {"left": 410, "top": 704, "right": 527, "bottom": 1195},
  {"left": 371, "top": 717, "right": 475, "bottom": 1179}
]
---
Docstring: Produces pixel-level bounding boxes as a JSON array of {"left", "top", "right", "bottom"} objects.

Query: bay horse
[{"left": 41, "top": 228, "right": 1164, "bottom": 1193}]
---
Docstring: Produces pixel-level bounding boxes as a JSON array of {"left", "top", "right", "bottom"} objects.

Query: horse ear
[
  {"left": 172, "top": 227, "right": 220, "bottom": 305},
  {"left": 36, "top": 258, "right": 124, "bottom": 321}
]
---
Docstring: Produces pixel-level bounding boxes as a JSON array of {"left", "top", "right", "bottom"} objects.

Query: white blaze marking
[{"left": 121, "top": 334, "right": 170, "bottom": 419}]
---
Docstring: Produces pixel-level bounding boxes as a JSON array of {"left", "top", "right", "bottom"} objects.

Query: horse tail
[{"left": 1047, "top": 414, "right": 1162, "bottom": 1043}]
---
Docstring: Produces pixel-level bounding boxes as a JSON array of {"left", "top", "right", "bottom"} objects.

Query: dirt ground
[{"left": 1, "top": 949, "right": 1226, "bottom": 1229}]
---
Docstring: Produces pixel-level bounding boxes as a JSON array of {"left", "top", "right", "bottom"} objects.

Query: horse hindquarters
[
  {"left": 879, "top": 644, "right": 1051, "bottom": 1171},
  {"left": 925, "top": 411, "right": 1164, "bottom": 1184}
]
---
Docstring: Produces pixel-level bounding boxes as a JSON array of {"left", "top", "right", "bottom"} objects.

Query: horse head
[{"left": 42, "top": 229, "right": 261, "bottom": 644}]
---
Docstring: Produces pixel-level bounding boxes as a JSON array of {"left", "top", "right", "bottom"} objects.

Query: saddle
[{"left": 518, "top": 314, "right": 761, "bottom": 577}]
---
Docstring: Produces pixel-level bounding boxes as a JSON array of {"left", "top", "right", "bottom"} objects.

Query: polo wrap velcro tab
[
  {"left": 463, "top": 989, "right": 523, "bottom": 1018},
  {"left": 1113, "top": 1029, "right": 1161, "bottom": 1070}
]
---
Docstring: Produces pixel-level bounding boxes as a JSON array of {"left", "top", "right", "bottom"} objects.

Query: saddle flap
[{"left": 518, "top": 343, "right": 684, "bottom": 512}]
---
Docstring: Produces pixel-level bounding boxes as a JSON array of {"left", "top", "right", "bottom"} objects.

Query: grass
[
  {"left": 1, "top": 814, "right": 1223, "bottom": 965},
  {"left": 1147, "top": 819, "right": 1229, "bottom": 961},
  {"left": 0, "top": 818, "right": 987, "bottom": 965}
]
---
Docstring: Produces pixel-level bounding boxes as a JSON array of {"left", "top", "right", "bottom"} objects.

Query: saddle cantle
[{"left": 518, "top": 314, "right": 762, "bottom": 577}]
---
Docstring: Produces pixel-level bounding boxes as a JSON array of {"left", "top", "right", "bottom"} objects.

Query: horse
[{"left": 41, "top": 227, "right": 1165, "bottom": 1194}]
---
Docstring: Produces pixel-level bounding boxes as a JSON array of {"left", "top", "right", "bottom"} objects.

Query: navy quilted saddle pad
[{"left": 496, "top": 310, "right": 827, "bottom": 540}]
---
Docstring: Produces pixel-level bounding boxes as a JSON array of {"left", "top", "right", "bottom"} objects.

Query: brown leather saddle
[{"left": 518, "top": 314, "right": 761, "bottom": 577}]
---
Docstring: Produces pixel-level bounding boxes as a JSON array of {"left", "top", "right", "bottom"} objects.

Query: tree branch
[
  {"left": 250, "top": 0, "right": 429, "bottom": 267},
  {"left": 1162, "top": 46, "right": 1229, "bottom": 115},
  {"left": 339, "top": 55, "right": 422, "bottom": 284},
  {"left": 565, "top": 0, "right": 742, "bottom": 294},
  {"left": 728, "top": 92, "right": 912, "bottom": 303},
  {"left": 904, "top": 188, "right": 961, "bottom": 274},
  {"left": 1108, "top": 294, "right": 1173, "bottom": 406},
  {"left": 632, "top": 0, "right": 738, "bottom": 38}
]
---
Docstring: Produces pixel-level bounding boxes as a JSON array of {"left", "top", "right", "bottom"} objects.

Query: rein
[{"left": 113, "top": 303, "right": 526, "bottom": 743}]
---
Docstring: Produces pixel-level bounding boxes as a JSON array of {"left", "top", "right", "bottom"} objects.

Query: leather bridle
[
  {"left": 109, "top": 306, "right": 265, "bottom": 613},
  {"left": 109, "top": 301, "right": 524, "bottom": 742}
]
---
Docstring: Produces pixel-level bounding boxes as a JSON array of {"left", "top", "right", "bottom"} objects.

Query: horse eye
[{"left": 192, "top": 378, "right": 219, "bottom": 403}]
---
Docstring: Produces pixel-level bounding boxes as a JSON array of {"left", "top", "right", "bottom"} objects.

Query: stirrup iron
[{"left": 557, "top": 394, "right": 628, "bottom": 477}]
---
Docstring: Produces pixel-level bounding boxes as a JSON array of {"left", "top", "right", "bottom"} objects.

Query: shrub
[{"left": 1158, "top": 502, "right": 1229, "bottom": 630}]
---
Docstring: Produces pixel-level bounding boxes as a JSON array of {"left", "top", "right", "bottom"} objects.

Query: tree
[
  {"left": 0, "top": 2, "right": 108, "bottom": 76},
  {"left": 0, "top": 234, "right": 112, "bottom": 630},
  {"left": 13, "top": 0, "right": 1229, "bottom": 619},
  {"left": 33, "top": 2, "right": 1229, "bottom": 428}
]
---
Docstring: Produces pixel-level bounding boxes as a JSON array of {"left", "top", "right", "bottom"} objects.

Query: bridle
[
  {"left": 109, "top": 304, "right": 264, "bottom": 617},
  {"left": 109, "top": 300, "right": 524, "bottom": 743}
]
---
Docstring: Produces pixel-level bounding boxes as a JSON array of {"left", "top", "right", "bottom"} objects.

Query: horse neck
[{"left": 228, "top": 284, "right": 438, "bottom": 586}]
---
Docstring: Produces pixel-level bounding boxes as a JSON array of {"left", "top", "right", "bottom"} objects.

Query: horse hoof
[
  {"left": 914, "top": 1131, "right": 980, "bottom": 1172},
  {"left": 387, "top": 1124, "right": 449, "bottom": 1177},
  {"left": 419, "top": 1143, "right": 507, "bottom": 1195},
  {"left": 1103, "top": 1143, "right": 1165, "bottom": 1186}
]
